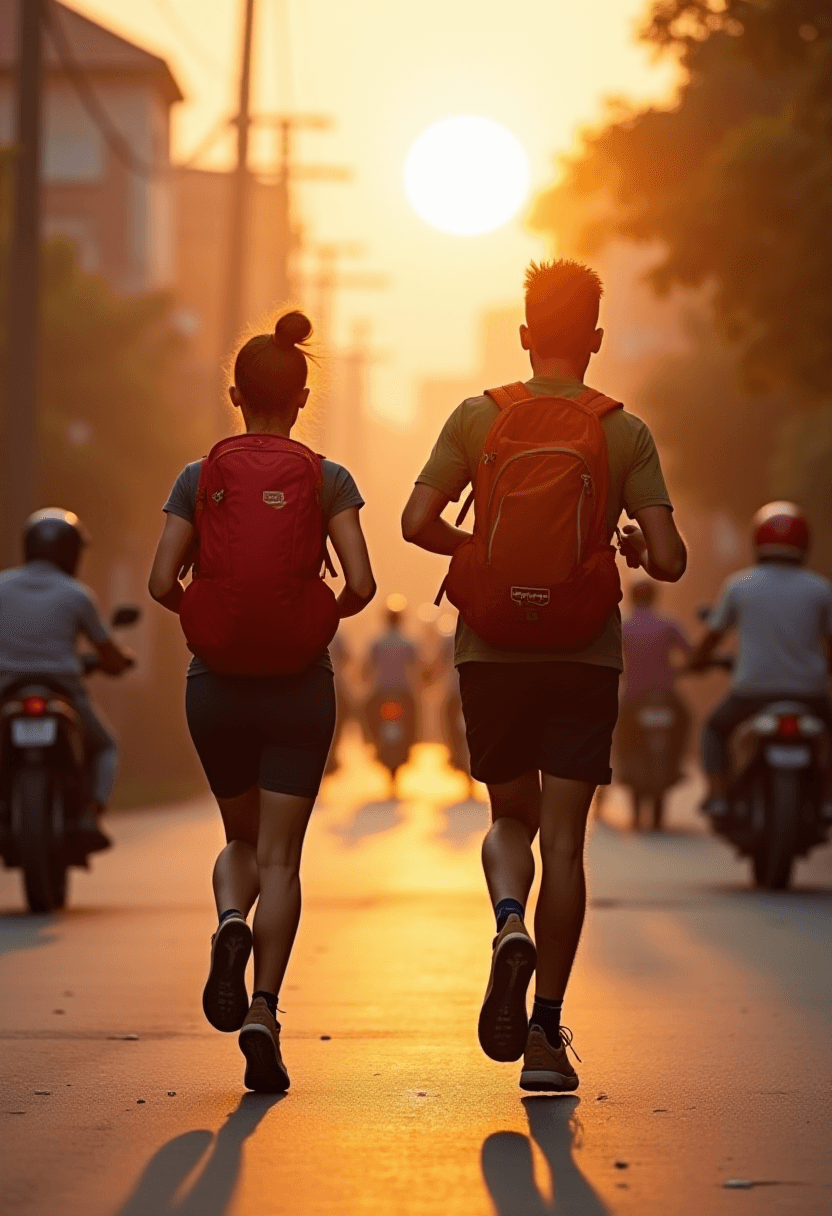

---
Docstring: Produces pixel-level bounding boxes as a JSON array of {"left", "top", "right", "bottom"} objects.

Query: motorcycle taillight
[
  {"left": 22, "top": 695, "right": 47, "bottom": 716},
  {"left": 380, "top": 700, "right": 403, "bottom": 722},
  {"left": 777, "top": 714, "right": 801, "bottom": 738}
]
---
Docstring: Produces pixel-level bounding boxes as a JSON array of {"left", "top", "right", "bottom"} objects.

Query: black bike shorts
[
  {"left": 458, "top": 661, "right": 620, "bottom": 786},
  {"left": 185, "top": 667, "right": 336, "bottom": 799}
]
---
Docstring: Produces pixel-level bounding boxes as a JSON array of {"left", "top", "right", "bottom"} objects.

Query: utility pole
[
  {"left": 254, "top": 113, "right": 350, "bottom": 310},
  {"left": 219, "top": 0, "right": 255, "bottom": 367},
  {"left": 2, "top": 0, "right": 43, "bottom": 567}
]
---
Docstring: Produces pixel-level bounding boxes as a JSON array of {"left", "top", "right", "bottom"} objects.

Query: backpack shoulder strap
[
  {"left": 484, "top": 382, "right": 531, "bottom": 411},
  {"left": 573, "top": 388, "right": 623, "bottom": 418}
]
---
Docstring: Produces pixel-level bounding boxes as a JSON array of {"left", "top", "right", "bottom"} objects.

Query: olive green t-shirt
[{"left": 416, "top": 375, "right": 673, "bottom": 670}]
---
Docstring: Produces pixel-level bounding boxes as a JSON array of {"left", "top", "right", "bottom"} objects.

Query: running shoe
[
  {"left": 239, "top": 997, "right": 290, "bottom": 1093},
  {"left": 478, "top": 912, "right": 537, "bottom": 1062},
  {"left": 202, "top": 914, "right": 252, "bottom": 1033},
  {"left": 519, "top": 1024, "right": 580, "bottom": 1092}
]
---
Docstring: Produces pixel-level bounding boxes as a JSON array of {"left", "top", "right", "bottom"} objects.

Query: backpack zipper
[{"left": 486, "top": 448, "right": 592, "bottom": 565}]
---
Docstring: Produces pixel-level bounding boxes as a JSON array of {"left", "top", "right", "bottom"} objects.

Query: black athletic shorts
[
  {"left": 185, "top": 667, "right": 336, "bottom": 799},
  {"left": 458, "top": 661, "right": 620, "bottom": 786}
]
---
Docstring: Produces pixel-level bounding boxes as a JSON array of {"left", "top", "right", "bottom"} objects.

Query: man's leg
[
  {"left": 481, "top": 769, "right": 541, "bottom": 908},
  {"left": 534, "top": 776, "right": 596, "bottom": 1000},
  {"left": 701, "top": 694, "right": 759, "bottom": 804},
  {"left": 72, "top": 689, "right": 119, "bottom": 850},
  {"left": 477, "top": 771, "right": 541, "bottom": 1062}
]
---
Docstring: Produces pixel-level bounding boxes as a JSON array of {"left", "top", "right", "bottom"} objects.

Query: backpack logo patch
[
  {"left": 511, "top": 586, "right": 550, "bottom": 608},
  {"left": 263, "top": 491, "right": 286, "bottom": 510}
]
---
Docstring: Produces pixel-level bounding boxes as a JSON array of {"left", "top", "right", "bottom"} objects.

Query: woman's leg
[
  {"left": 213, "top": 787, "right": 261, "bottom": 918},
  {"left": 252, "top": 790, "right": 316, "bottom": 997}
]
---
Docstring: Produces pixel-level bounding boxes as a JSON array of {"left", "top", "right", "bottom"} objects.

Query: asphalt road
[{"left": 2, "top": 735, "right": 831, "bottom": 1216}]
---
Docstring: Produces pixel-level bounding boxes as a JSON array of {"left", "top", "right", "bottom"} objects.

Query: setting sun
[{"left": 403, "top": 116, "right": 531, "bottom": 237}]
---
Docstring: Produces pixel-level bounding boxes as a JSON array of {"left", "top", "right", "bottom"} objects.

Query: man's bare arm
[
  {"left": 619, "top": 505, "right": 687, "bottom": 582},
  {"left": 401, "top": 485, "right": 469, "bottom": 556}
]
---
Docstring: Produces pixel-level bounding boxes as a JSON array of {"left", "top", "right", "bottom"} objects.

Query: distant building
[{"left": 0, "top": 0, "right": 182, "bottom": 293}]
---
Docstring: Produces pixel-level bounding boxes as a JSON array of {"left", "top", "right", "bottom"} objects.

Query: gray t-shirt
[
  {"left": 709, "top": 563, "right": 832, "bottom": 695},
  {"left": 368, "top": 631, "right": 420, "bottom": 692},
  {"left": 164, "top": 457, "right": 364, "bottom": 677},
  {"left": 0, "top": 560, "right": 109, "bottom": 679}
]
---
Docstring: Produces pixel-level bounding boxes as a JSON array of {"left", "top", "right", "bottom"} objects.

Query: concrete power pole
[
  {"left": 219, "top": 0, "right": 256, "bottom": 369},
  {"left": 2, "top": 0, "right": 43, "bottom": 567}
]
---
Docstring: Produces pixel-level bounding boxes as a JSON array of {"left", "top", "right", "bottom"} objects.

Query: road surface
[{"left": 2, "top": 734, "right": 831, "bottom": 1215}]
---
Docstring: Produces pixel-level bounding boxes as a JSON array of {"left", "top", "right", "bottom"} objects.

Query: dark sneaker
[
  {"left": 239, "top": 997, "right": 290, "bottom": 1093},
  {"left": 519, "top": 1025, "right": 580, "bottom": 1092},
  {"left": 202, "top": 915, "right": 252, "bottom": 1033},
  {"left": 478, "top": 912, "right": 537, "bottom": 1062}
]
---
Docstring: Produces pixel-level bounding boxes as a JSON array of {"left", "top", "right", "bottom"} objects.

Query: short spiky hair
[{"left": 524, "top": 259, "right": 603, "bottom": 358}]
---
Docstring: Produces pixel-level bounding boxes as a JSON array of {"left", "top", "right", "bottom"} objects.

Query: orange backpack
[{"left": 443, "top": 382, "right": 623, "bottom": 651}]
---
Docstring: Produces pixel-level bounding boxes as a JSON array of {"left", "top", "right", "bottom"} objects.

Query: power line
[
  {"left": 148, "top": 0, "right": 230, "bottom": 79},
  {"left": 42, "top": 0, "right": 160, "bottom": 180}
]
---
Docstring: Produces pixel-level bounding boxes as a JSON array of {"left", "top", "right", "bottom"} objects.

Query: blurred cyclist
[
  {"left": 0, "top": 510, "right": 134, "bottom": 849},
  {"left": 689, "top": 502, "right": 832, "bottom": 817}
]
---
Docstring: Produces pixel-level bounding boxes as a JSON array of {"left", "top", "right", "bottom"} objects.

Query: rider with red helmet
[{"left": 690, "top": 503, "right": 832, "bottom": 816}]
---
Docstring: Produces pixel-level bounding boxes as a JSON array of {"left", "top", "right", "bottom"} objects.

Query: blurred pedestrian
[
  {"left": 616, "top": 579, "right": 692, "bottom": 828},
  {"left": 149, "top": 310, "right": 376, "bottom": 1092}
]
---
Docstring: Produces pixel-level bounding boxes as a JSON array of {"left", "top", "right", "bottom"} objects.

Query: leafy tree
[
  {"left": 528, "top": 0, "right": 832, "bottom": 570},
  {"left": 0, "top": 165, "right": 208, "bottom": 803}
]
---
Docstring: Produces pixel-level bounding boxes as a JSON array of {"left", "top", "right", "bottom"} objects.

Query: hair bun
[{"left": 273, "top": 310, "right": 312, "bottom": 350}]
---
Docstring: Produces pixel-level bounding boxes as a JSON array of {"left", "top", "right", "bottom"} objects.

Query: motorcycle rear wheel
[
  {"left": 13, "top": 766, "right": 68, "bottom": 913},
  {"left": 752, "top": 770, "right": 799, "bottom": 891}
]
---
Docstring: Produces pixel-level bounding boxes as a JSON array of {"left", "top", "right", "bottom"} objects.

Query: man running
[{"left": 402, "top": 259, "right": 686, "bottom": 1091}]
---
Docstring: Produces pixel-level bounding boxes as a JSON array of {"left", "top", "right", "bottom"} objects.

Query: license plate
[
  {"left": 765, "top": 744, "right": 811, "bottom": 769},
  {"left": 11, "top": 717, "right": 58, "bottom": 747},
  {"left": 637, "top": 707, "right": 675, "bottom": 728}
]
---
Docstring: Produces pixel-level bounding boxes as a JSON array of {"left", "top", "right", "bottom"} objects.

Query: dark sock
[
  {"left": 218, "top": 908, "right": 242, "bottom": 926},
  {"left": 495, "top": 897, "right": 525, "bottom": 932},
  {"left": 252, "top": 990, "right": 279, "bottom": 1021},
  {"left": 530, "top": 996, "right": 563, "bottom": 1044}
]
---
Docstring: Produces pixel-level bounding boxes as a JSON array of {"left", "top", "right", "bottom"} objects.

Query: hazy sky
[{"left": 70, "top": 0, "right": 679, "bottom": 423}]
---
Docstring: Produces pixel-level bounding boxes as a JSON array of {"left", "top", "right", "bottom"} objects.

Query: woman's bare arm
[
  {"left": 148, "top": 514, "right": 195, "bottom": 614},
  {"left": 328, "top": 507, "right": 376, "bottom": 618}
]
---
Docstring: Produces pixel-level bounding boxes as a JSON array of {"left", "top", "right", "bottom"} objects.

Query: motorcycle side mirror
[
  {"left": 111, "top": 605, "right": 141, "bottom": 628},
  {"left": 696, "top": 605, "right": 713, "bottom": 622}
]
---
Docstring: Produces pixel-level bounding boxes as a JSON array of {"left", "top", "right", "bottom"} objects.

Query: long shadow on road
[
  {"left": 482, "top": 1096, "right": 609, "bottom": 1215},
  {"left": 115, "top": 1093, "right": 284, "bottom": 1216},
  {"left": 0, "top": 910, "right": 58, "bottom": 956}
]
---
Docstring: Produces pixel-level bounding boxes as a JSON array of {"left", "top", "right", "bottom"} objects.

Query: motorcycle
[
  {"left": 695, "top": 654, "right": 831, "bottom": 889},
  {"left": 615, "top": 690, "right": 690, "bottom": 830},
  {"left": 365, "top": 690, "right": 417, "bottom": 793},
  {"left": 0, "top": 605, "right": 140, "bottom": 913}
]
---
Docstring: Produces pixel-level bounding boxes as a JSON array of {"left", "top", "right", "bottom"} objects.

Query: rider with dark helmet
[
  {"left": 0, "top": 509, "right": 135, "bottom": 848},
  {"left": 690, "top": 502, "right": 832, "bottom": 817}
]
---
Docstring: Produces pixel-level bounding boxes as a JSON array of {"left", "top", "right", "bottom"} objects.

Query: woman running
[{"left": 149, "top": 310, "right": 375, "bottom": 1092}]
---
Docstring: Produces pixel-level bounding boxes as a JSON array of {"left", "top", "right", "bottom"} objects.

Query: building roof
[{"left": 0, "top": 0, "right": 183, "bottom": 105}]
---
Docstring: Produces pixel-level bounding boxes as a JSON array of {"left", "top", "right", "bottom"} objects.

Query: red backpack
[
  {"left": 179, "top": 434, "right": 339, "bottom": 675},
  {"left": 444, "top": 383, "right": 623, "bottom": 651}
]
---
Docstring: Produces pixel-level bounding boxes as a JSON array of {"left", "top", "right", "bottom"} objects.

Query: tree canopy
[{"left": 529, "top": 0, "right": 832, "bottom": 398}]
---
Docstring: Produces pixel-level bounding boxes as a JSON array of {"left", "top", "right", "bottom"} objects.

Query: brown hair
[
  {"left": 524, "top": 259, "right": 603, "bottom": 359},
  {"left": 233, "top": 310, "right": 314, "bottom": 415}
]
